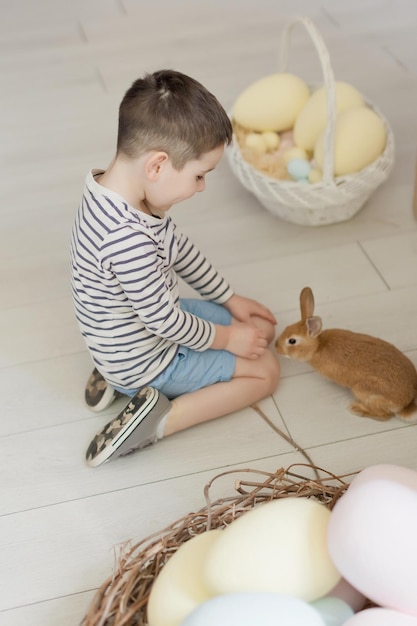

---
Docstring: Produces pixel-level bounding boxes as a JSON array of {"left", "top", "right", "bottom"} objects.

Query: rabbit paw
[{"left": 349, "top": 401, "right": 393, "bottom": 421}]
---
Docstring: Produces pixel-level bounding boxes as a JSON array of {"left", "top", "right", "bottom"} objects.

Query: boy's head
[{"left": 117, "top": 70, "right": 233, "bottom": 169}]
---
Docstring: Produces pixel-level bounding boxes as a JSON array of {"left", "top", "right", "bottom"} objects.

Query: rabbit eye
[{"left": 288, "top": 337, "right": 297, "bottom": 345}]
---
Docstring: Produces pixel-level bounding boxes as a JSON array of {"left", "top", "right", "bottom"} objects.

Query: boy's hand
[
  {"left": 225, "top": 322, "right": 269, "bottom": 359},
  {"left": 224, "top": 294, "right": 277, "bottom": 326}
]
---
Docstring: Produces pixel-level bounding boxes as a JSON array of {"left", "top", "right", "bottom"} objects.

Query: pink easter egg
[
  {"left": 328, "top": 468, "right": 417, "bottom": 616},
  {"left": 343, "top": 607, "right": 417, "bottom": 625},
  {"left": 279, "top": 130, "right": 295, "bottom": 149},
  {"left": 348, "top": 464, "right": 417, "bottom": 492}
]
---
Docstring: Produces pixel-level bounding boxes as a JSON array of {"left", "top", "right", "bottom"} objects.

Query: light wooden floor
[{"left": 1, "top": 1, "right": 417, "bottom": 624}]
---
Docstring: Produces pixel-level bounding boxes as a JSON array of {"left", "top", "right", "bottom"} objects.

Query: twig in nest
[{"left": 250, "top": 403, "right": 320, "bottom": 480}]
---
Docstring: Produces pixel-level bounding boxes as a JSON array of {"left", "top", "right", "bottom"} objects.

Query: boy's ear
[{"left": 145, "top": 151, "right": 169, "bottom": 181}]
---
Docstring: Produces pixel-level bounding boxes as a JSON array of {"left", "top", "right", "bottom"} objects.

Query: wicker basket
[
  {"left": 82, "top": 464, "right": 362, "bottom": 626},
  {"left": 227, "top": 16, "right": 395, "bottom": 226}
]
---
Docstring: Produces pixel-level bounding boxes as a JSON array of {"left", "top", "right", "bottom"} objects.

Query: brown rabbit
[{"left": 275, "top": 287, "right": 417, "bottom": 421}]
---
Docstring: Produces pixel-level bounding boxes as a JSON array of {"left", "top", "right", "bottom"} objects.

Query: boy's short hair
[{"left": 117, "top": 69, "right": 233, "bottom": 169}]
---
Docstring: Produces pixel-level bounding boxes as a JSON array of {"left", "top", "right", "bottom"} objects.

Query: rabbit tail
[{"left": 397, "top": 398, "right": 417, "bottom": 421}]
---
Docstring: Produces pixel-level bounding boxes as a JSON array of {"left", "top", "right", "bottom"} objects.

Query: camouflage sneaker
[
  {"left": 85, "top": 387, "right": 171, "bottom": 467},
  {"left": 84, "top": 368, "right": 123, "bottom": 412}
]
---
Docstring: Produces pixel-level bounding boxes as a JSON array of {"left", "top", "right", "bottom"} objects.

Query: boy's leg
[
  {"left": 84, "top": 303, "right": 279, "bottom": 466},
  {"left": 164, "top": 348, "right": 280, "bottom": 436},
  {"left": 84, "top": 302, "right": 274, "bottom": 413},
  {"left": 85, "top": 349, "right": 279, "bottom": 467}
]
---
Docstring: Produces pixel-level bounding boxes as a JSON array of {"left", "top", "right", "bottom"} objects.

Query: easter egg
[
  {"left": 294, "top": 82, "right": 365, "bottom": 150},
  {"left": 147, "top": 530, "right": 221, "bottom": 626},
  {"left": 287, "top": 158, "right": 312, "bottom": 180},
  {"left": 343, "top": 608, "right": 417, "bottom": 625},
  {"left": 203, "top": 497, "right": 341, "bottom": 601},
  {"left": 279, "top": 130, "right": 295, "bottom": 150},
  {"left": 262, "top": 131, "right": 280, "bottom": 150},
  {"left": 346, "top": 464, "right": 417, "bottom": 492},
  {"left": 283, "top": 146, "right": 308, "bottom": 164},
  {"left": 311, "top": 597, "right": 354, "bottom": 626},
  {"left": 327, "top": 465, "right": 417, "bottom": 615},
  {"left": 233, "top": 73, "right": 310, "bottom": 132},
  {"left": 308, "top": 168, "right": 323, "bottom": 183},
  {"left": 180, "top": 592, "right": 326, "bottom": 626},
  {"left": 244, "top": 132, "right": 268, "bottom": 152},
  {"left": 314, "top": 106, "right": 387, "bottom": 176}
]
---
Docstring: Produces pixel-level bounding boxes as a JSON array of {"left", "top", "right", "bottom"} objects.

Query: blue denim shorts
[{"left": 115, "top": 298, "right": 236, "bottom": 399}]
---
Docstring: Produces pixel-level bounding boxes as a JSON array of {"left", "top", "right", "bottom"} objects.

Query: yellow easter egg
[
  {"left": 262, "top": 131, "right": 280, "bottom": 150},
  {"left": 233, "top": 73, "right": 310, "bottom": 132},
  {"left": 203, "top": 497, "right": 341, "bottom": 602},
  {"left": 294, "top": 82, "right": 365, "bottom": 151},
  {"left": 283, "top": 146, "right": 308, "bottom": 164},
  {"left": 147, "top": 530, "right": 222, "bottom": 626},
  {"left": 245, "top": 132, "right": 268, "bottom": 152},
  {"left": 314, "top": 105, "right": 387, "bottom": 176},
  {"left": 308, "top": 168, "right": 323, "bottom": 183}
]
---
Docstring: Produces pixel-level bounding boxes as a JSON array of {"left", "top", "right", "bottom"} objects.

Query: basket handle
[{"left": 279, "top": 16, "right": 337, "bottom": 184}]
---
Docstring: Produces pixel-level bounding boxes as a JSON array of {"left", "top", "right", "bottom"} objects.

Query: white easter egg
[
  {"left": 314, "top": 106, "right": 387, "bottom": 176},
  {"left": 203, "top": 497, "right": 341, "bottom": 601},
  {"left": 328, "top": 468, "right": 417, "bottom": 615},
  {"left": 233, "top": 73, "right": 310, "bottom": 132},
  {"left": 147, "top": 530, "right": 222, "bottom": 626},
  {"left": 343, "top": 608, "right": 417, "bottom": 625},
  {"left": 180, "top": 592, "right": 326, "bottom": 626},
  {"left": 294, "top": 82, "right": 365, "bottom": 150}
]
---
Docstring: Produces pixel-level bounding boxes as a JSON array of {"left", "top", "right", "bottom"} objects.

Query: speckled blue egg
[{"left": 287, "top": 157, "right": 312, "bottom": 180}]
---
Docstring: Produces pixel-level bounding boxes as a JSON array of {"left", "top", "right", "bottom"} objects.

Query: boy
[{"left": 71, "top": 70, "right": 280, "bottom": 467}]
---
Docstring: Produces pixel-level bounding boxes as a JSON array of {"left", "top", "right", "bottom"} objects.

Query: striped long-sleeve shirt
[{"left": 70, "top": 170, "right": 234, "bottom": 390}]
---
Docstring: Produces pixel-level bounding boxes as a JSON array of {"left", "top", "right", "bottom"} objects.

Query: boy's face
[{"left": 146, "top": 145, "right": 224, "bottom": 211}]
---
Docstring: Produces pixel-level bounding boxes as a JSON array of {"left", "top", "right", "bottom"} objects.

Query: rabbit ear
[
  {"left": 300, "top": 287, "right": 315, "bottom": 321},
  {"left": 306, "top": 316, "right": 322, "bottom": 337}
]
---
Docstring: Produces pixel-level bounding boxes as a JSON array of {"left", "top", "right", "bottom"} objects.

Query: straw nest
[
  {"left": 82, "top": 463, "right": 358, "bottom": 626},
  {"left": 232, "top": 121, "right": 292, "bottom": 181}
]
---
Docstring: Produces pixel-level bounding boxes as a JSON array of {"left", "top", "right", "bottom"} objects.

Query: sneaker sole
[
  {"left": 86, "top": 388, "right": 164, "bottom": 467},
  {"left": 85, "top": 384, "right": 119, "bottom": 413}
]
